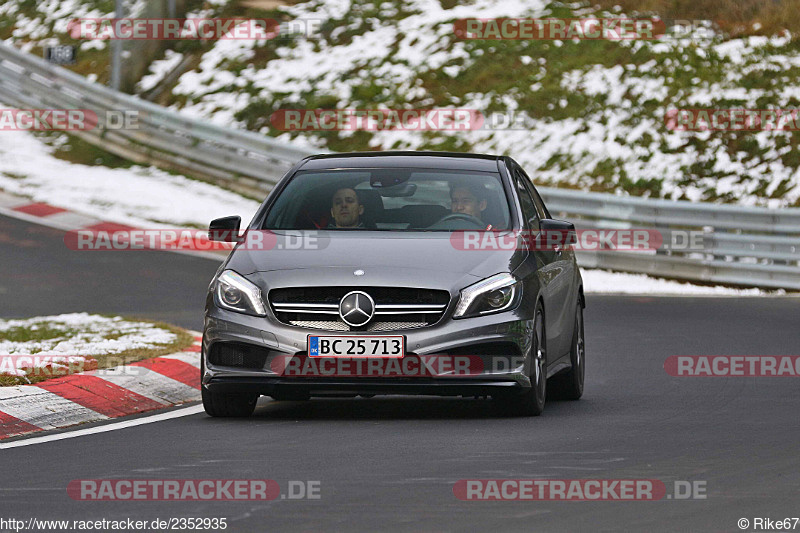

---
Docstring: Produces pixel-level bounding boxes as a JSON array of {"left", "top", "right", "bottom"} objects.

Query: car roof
[{"left": 298, "top": 151, "right": 503, "bottom": 172}]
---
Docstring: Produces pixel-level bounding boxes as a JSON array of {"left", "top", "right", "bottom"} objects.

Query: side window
[
  {"left": 529, "top": 185, "right": 551, "bottom": 220},
  {"left": 512, "top": 167, "right": 540, "bottom": 229},
  {"left": 517, "top": 166, "right": 550, "bottom": 220}
]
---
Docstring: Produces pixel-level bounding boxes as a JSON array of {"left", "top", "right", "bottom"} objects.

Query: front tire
[
  {"left": 550, "top": 294, "right": 585, "bottom": 400},
  {"left": 202, "top": 387, "right": 258, "bottom": 417},
  {"left": 494, "top": 302, "right": 546, "bottom": 416}
]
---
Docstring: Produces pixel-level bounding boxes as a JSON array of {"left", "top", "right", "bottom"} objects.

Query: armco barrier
[
  {"left": 1, "top": 43, "right": 798, "bottom": 289},
  {"left": 0, "top": 42, "right": 316, "bottom": 197}
]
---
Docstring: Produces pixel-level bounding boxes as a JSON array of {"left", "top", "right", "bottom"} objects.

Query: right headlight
[
  {"left": 214, "top": 270, "right": 267, "bottom": 316},
  {"left": 453, "top": 273, "right": 522, "bottom": 318}
]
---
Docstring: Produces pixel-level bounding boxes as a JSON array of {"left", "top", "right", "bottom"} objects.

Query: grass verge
[{"left": 0, "top": 317, "right": 195, "bottom": 387}]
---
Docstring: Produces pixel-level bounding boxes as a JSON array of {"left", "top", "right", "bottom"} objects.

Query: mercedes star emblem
[{"left": 339, "top": 291, "right": 375, "bottom": 327}]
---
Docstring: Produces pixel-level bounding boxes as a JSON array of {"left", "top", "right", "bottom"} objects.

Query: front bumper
[
  {"left": 205, "top": 376, "right": 523, "bottom": 397},
  {"left": 202, "top": 306, "right": 535, "bottom": 397}
]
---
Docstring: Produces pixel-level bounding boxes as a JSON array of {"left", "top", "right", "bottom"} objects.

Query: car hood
[{"left": 226, "top": 230, "right": 526, "bottom": 281}]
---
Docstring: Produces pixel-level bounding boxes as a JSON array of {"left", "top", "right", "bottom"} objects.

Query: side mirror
[
  {"left": 539, "top": 219, "right": 577, "bottom": 248},
  {"left": 209, "top": 216, "right": 241, "bottom": 242}
]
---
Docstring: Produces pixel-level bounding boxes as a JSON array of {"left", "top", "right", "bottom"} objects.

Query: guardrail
[
  {"left": 541, "top": 188, "right": 800, "bottom": 289},
  {"left": 0, "top": 42, "right": 318, "bottom": 197},
  {"left": 1, "top": 42, "right": 799, "bottom": 289}
]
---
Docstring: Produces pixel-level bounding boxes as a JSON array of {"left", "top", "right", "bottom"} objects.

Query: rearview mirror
[
  {"left": 370, "top": 169, "right": 412, "bottom": 188},
  {"left": 209, "top": 216, "right": 241, "bottom": 242},
  {"left": 377, "top": 183, "right": 417, "bottom": 197}
]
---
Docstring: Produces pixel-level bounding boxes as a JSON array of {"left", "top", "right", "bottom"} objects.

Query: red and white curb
[
  {"left": 0, "top": 190, "right": 228, "bottom": 260},
  {"left": 0, "top": 334, "right": 204, "bottom": 441}
]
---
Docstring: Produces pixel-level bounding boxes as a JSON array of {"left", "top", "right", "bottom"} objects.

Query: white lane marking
[
  {"left": 0, "top": 405, "right": 205, "bottom": 449},
  {"left": 0, "top": 386, "right": 107, "bottom": 429},
  {"left": 162, "top": 352, "right": 201, "bottom": 368},
  {"left": 91, "top": 366, "right": 199, "bottom": 405}
]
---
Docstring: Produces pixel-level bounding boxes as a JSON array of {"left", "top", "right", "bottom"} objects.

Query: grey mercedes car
[{"left": 201, "top": 152, "right": 585, "bottom": 417}]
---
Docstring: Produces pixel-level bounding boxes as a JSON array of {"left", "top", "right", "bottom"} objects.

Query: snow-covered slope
[{"left": 0, "top": 127, "right": 260, "bottom": 228}]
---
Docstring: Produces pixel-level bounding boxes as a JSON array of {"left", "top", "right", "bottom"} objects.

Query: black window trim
[
  {"left": 514, "top": 163, "right": 551, "bottom": 220},
  {"left": 510, "top": 162, "right": 540, "bottom": 231}
]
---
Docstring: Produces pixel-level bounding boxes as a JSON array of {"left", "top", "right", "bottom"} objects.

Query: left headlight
[
  {"left": 214, "top": 270, "right": 267, "bottom": 316},
  {"left": 453, "top": 273, "right": 522, "bottom": 318}
]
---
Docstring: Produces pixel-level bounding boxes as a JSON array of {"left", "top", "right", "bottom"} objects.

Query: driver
[
  {"left": 450, "top": 184, "right": 487, "bottom": 221},
  {"left": 329, "top": 187, "right": 365, "bottom": 228}
]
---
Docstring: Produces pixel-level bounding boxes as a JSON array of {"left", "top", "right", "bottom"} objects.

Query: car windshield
[{"left": 262, "top": 168, "right": 512, "bottom": 231}]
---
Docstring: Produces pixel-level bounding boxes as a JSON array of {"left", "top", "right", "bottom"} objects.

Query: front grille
[
  {"left": 289, "top": 320, "right": 350, "bottom": 331},
  {"left": 289, "top": 320, "right": 428, "bottom": 331},
  {"left": 367, "top": 321, "right": 427, "bottom": 332},
  {"left": 270, "top": 287, "right": 450, "bottom": 332}
]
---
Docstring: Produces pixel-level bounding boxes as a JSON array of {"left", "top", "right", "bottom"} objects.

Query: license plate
[{"left": 307, "top": 335, "right": 405, "bottom": 358}]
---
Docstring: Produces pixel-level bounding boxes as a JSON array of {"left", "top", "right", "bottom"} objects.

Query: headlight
[
  {"left": 453, "top": 273, "right": 522, "bottom": 318},
  {"left": 214, "top": 270, "right": 267, "bottom": 316}
]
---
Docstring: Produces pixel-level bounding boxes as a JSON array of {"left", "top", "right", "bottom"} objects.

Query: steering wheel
[{"left": 430, "top": 213, "right": 487, "bottom": 229}]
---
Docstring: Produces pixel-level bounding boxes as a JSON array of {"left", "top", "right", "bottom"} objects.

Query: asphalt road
[
  {"left": 0, "top": 214, "right": 217, "bottom": 329},
  {"left": 2, "top": 214, "right": 799, "bottom": 532}
]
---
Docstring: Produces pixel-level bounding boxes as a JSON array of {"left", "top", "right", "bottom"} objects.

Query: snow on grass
[
  {"left": 0, "top": 313, "right": 193, "bottom": 385},
  {"left": 2, "top": 0, "right": 122, "bottom": 52},
  {"left": 172, "top": 0, "right": 547, "bottom": 121},
  {"left": 1, "top": 0, "right": 158, "bottom": 48},
  {"left": 0, "top": 313, "right": 177, "bottom": 356},
  {"left": 582, "top": 269, "right": 786, "bottom": 296},
  {"left": 136, "top": 49, "right": 185, "bottom": 93},
  {"left": 0, "top": 125, "right": 261, "bottom": 229}
]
